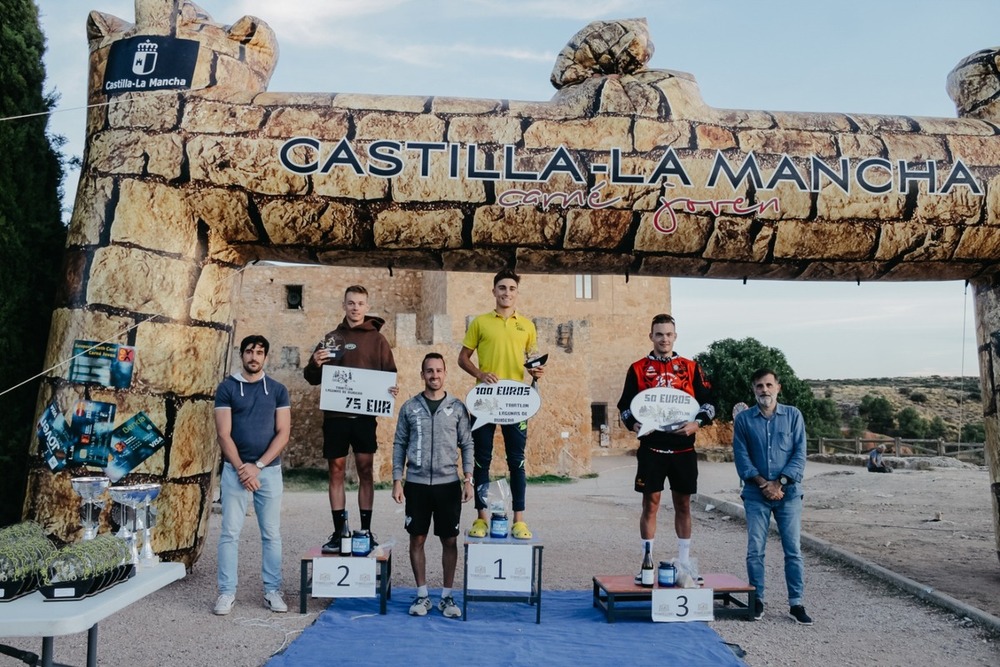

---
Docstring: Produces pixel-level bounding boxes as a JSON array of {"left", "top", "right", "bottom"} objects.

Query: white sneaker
[
  {"left": 408, "top": 596, "right": 432, "bottom": 616},
  {"left": 214, "top": 593, "right": 236, "bottom": 615},
  {"left": 438, "top": 596, "right": 461, "bottom": 618},
  {"left": 264, "top": 590, "right": 288, "bottom": 613}
]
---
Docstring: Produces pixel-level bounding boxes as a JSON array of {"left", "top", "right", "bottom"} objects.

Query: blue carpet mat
[{"left": 268, "top": 588, "right": 746, "bottom": 667}]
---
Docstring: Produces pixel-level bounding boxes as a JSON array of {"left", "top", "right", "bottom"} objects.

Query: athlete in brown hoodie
[{"left": 304, "top": 285, "right": 397, "bottom": 553}]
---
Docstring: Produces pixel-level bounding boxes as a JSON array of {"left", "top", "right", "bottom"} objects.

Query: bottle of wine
[
  {"left": 339, "top": 511, "right": 352, "bottom": 556},
  {"left": 640, "top": 543, "right": 655, "bottom": 587}
]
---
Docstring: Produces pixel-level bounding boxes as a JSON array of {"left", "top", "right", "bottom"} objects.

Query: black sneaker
[
  {"left": 321, "top": 534, "right": 340, "bottom": 554},
  {"left": 753, "top": 598, "right": 764, "bottom": 620},
  {"left": 364, "top": 530, "right": 378, "bottom": 548},
  {"left": 789, "top": 605, "right": 813, "bottom": 625}
]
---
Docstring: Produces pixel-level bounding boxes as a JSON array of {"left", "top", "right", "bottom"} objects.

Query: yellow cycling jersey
[{"left": 462, "top": 311, "right": 537, "bottom": 382}]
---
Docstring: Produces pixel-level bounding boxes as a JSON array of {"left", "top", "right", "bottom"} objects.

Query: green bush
[
  {"left": 960, "top": 422, "right": 985, "bottom": 443},
  {"left": 895, "top": 407, "right": 928, "bottom": 438},
  {"left": 695, "top": 337, "right": 841, "bottom": 438},
  {"left": 859, "top": 394, "right": 895, "bottom": 434}
]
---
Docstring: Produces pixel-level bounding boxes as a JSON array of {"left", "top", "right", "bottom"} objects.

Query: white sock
[
  {"left": 417, "top": 585, "right": 428, "bottom": 597},
  {"left": 678, "top": 538, "right": 691, "bottom": 565},
  {"left": 441, "top": 588, "right": 451, "bottom": 599}
]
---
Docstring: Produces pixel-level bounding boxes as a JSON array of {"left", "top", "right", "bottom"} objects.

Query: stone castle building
[{"left": 227, "top": 264, "right": 674, "bottom": 480}]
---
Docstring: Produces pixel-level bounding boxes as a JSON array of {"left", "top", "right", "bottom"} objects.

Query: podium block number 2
[
  {"left": 312, "top": 557, "right": 377, "bottom": 598},
  {"left": 467, "top": 544, "right": 533, "bottom": 593}
]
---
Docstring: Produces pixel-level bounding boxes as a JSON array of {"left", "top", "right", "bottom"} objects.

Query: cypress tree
[{"left": 0, "top": 0, "right": 67, "bottom": 525}]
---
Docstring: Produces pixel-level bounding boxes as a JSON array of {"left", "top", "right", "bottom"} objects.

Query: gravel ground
[{"left": 4, "top": 456, "right": 998, "bottom": 666}]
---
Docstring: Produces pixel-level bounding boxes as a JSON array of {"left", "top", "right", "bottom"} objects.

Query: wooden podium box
[
  {"left": 299, "top": 545, "right": 393, "bottom": 614},
  {"left": 592, "top": 572, "right": 756, "bottom": 623}
]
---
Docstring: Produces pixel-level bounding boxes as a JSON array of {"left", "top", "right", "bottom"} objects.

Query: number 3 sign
[{"left": 651, "top": 587, "right": 714, "bottom": 622}]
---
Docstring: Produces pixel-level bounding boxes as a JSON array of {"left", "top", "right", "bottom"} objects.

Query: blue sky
[{"left": 35, "top": 0, "right": 1000, "bottom": 378}]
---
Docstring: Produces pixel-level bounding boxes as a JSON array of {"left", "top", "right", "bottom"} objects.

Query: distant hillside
[{"left": 806, "top": 376, "right": 982, "bottom": 440}]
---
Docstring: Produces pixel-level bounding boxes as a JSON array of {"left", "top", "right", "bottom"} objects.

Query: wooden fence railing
[{"left": 808, "top": 437, "right": 985, "bottom": 460}]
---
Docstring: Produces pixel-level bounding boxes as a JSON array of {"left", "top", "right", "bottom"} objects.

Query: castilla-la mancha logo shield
[{"left": 131, "top": 40, "right": 158, "bottom": 75}]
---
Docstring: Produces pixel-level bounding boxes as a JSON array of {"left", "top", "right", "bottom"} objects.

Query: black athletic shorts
[
  {"left": 322, "top": 416, "right": 378, "bottom": 459},
  {"left": 403, "top": 480, "right": 463, "bottom": 538},
  {"left": 634, "top": 446, "right": 698, "bottom": 496}
]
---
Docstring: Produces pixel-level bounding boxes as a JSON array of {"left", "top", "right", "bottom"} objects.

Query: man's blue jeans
[
  {"left": 743, "top": 491, "right": 804, "bottom": 606},
  {"left": 473, "top": 421, "right": 528, "bottom": 512},
  {"left": 218, "top": 462, "right": 283, "bottom": 594}
]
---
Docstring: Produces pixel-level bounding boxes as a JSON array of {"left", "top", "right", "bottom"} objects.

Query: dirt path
[
  {"left": 691, "top": 455, "right": 1000, "bottom": 618},
  {"left": 802, "top": 464, "right": 997, "bottom": 618},
  {"left": 3, "top": 455, "right": 998, "bottom": 666}
]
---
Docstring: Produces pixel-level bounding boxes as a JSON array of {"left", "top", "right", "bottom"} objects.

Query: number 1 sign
[{"left": 465, "top": 544, "right": 533, "bottom": 593}]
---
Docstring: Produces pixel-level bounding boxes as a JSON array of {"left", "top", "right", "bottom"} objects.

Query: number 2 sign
[{"left": 311, "top": 557, "right": 377, "bottom": 598}]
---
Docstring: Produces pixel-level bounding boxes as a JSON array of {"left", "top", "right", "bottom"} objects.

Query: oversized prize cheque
[
  {"left": 319, "top": 365, "right": 397, "bottom": 416},
  {"left": 464, "top": 379, "right": 541, "bottom": 431},
  {"left": 629, "top": 387, "right": 701, "bottom": 437}
]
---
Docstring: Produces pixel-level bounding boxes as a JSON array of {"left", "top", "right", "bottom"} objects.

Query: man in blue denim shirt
[{"left": 732, "top": 368, "right": 813, "bottom": 625}]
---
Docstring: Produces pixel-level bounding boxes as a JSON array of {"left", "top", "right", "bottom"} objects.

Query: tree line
[
  {"left": 695, "top": 337, "right": 984, "bottom": 442},
  {"left": 0, "top": 0, "right": 67, "bottom": 525}
]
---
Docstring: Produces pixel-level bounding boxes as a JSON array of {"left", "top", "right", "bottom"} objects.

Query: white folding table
[{"left": 0, "top": 562, "right": 185, "bottom": 667}]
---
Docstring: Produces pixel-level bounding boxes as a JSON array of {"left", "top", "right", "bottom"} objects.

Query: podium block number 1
[{"left": 467, "top": 544, "right": 533, "bottom": 593}]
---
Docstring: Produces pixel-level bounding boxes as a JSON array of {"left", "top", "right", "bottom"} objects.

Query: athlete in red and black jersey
[{"left": 617, "top": 313, "right": 715, "bottom": 577}]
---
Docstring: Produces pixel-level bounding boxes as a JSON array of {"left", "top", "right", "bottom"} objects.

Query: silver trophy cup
[
  {"left": 109, "top": 484, "right": 161, "bottom": 567},
  {"left": 70, "top": 476, "right": 110, "bottom": 541}
]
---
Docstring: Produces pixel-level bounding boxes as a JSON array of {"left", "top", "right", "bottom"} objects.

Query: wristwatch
[
  {"left": 778, "top": 474, "right": 791, "bottom": 486},
  {"left": 255, "top": 460, "right": 266, "bottom": 470}
]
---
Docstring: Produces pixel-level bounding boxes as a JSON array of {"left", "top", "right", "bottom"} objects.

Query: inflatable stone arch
[{"left": 24, "top": 0, "right": 1000, "bottom": 567}]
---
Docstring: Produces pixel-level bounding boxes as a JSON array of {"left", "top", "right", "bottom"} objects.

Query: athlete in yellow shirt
[{"left": 458, "top": 269, "right": 545, "bottom": 539}]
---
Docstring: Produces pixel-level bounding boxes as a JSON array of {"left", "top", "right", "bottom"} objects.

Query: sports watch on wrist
[
  {"left": 778, "top": 474, "right": 791, "bottom": 486},
  {"left": 255, "top": 460, "right": 266, "bottom": 470}
]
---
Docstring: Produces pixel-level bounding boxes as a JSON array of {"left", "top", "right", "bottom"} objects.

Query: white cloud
[
  {"left": 462, "top": 0, "right": 644, "bottom": 20},
  {"left": 340, "top": 39, "right": 554, "bottom": 68},
  {"left": 232, "top": 0, "right": 409, "bottom": 44},
  {"left": 229, "top": 0, "right": 555, "bottom": 68},
  {"left": 236, "top": 0, "right": 408, "bottom": 22}
]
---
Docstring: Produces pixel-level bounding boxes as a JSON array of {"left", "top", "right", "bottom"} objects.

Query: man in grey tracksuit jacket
[{"left": 392, "top": 353, "right": 474, "bottom": 617}]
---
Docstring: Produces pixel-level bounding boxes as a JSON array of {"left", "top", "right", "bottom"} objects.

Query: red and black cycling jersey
[{"left": 617, "top": 352, "right": 715, "bottom": 449}]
